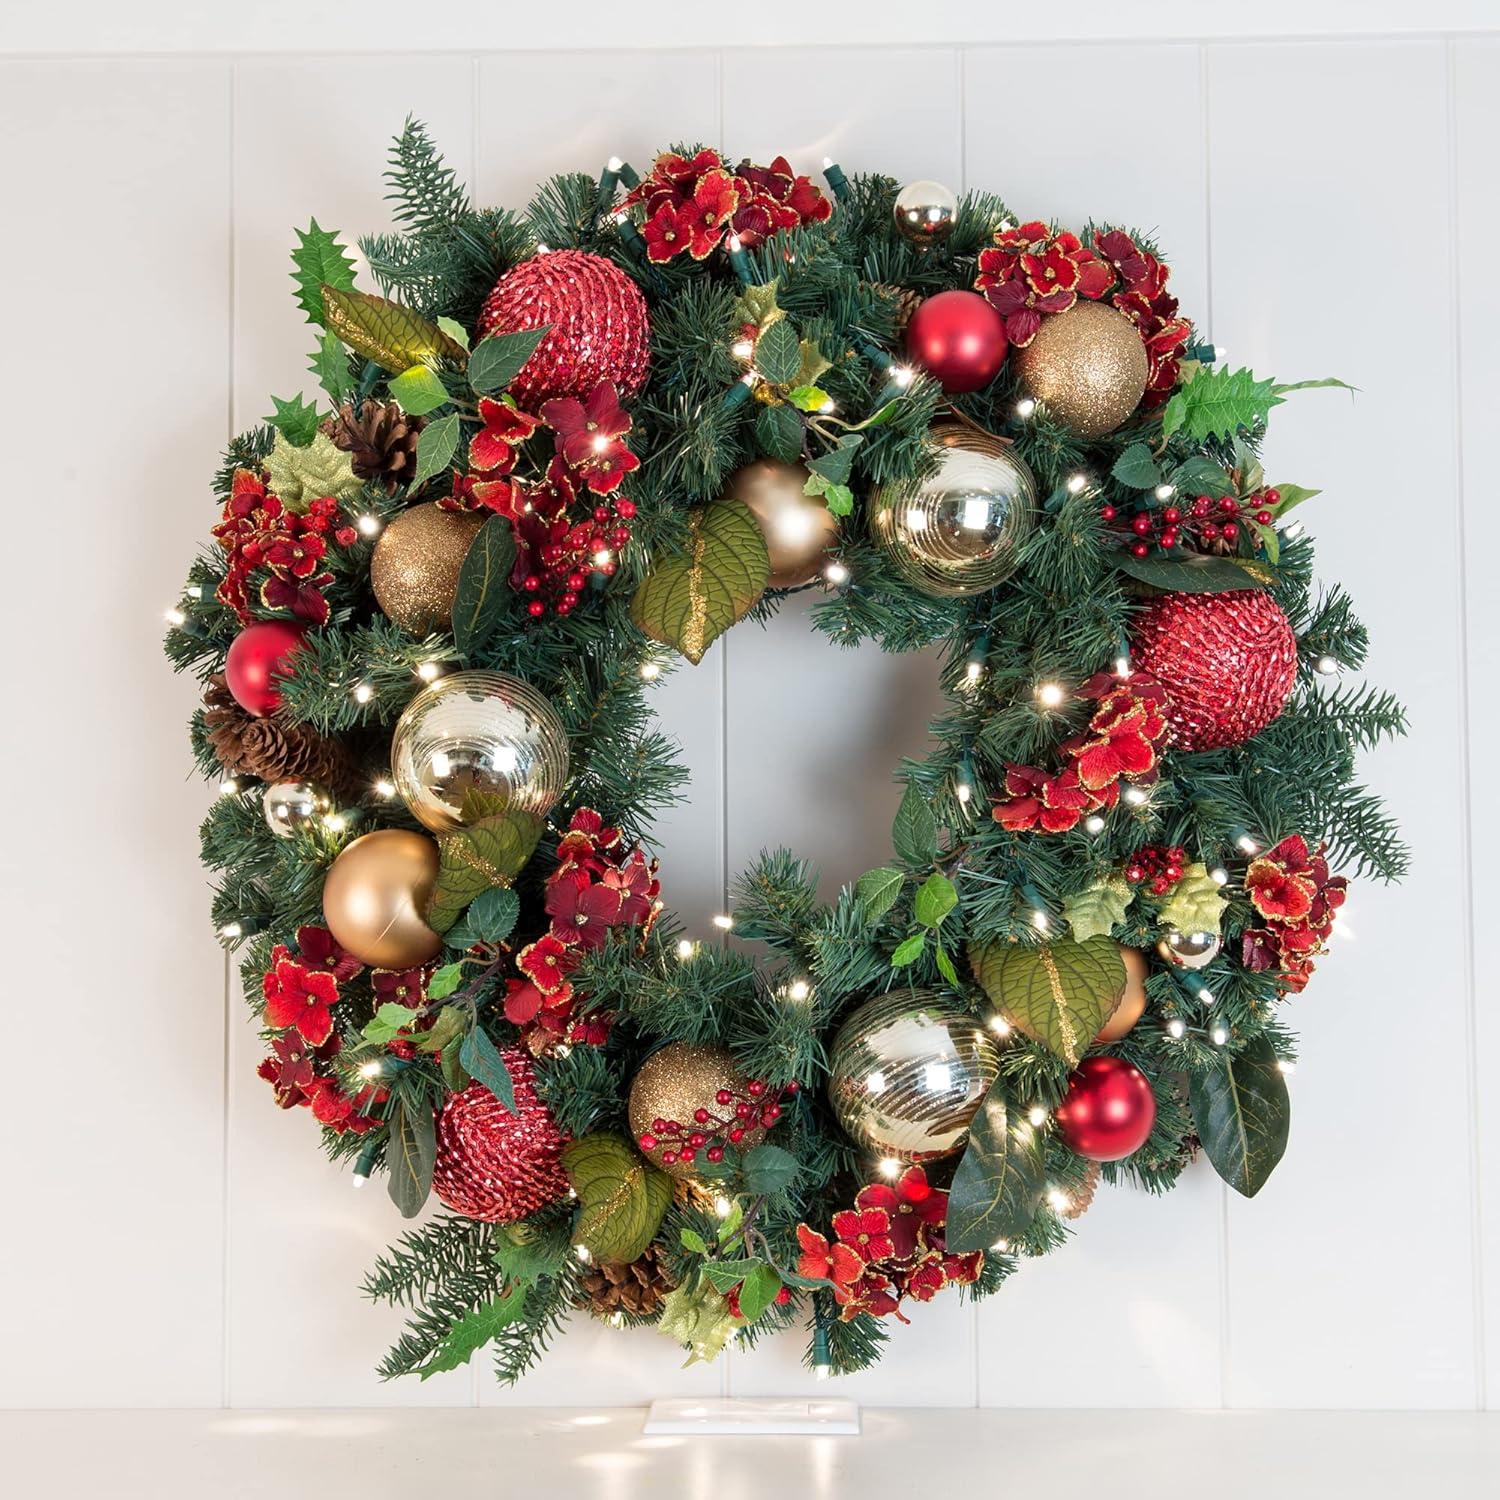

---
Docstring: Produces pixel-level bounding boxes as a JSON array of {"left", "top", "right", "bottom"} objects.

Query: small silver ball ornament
[
  {"left": 262, "top": 781, "right": 327, "bottom": 838},
  {"left": 893, "top": 180, "right": 959, "bottom": 245},
  {"left": 1156, "top": 929, "right": 1223, "bottom": 970}
]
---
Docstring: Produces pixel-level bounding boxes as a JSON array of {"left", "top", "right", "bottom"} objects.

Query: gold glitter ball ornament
[
  {"left": 261, "top": 780, "right": 328, "bottom": 838},
  {"left": 1012, "top": 301, "right": 1149, "bottom": 439},
  {"left": 871, "top": 421, "right": 1036, "bottom": 597},
  {"left": 893, "top": 179, "right": 958, "bottom": 245},
  {"left": 1156, "top": 929, "right": 1222, "bottom": 971},
  {"left": 369, "top": 502, "right": 486, "bottom": 635},
  {"left": 718, "top": 459, "right": 840, "bottom": 588},
  {"left": 627, "top": 1043, "right": 766, "bottom": 1179},
  {"left": 321, "top": 827, "right": 443, "bottom": 970},
  {"left": 390, "top": 671, "right": 569, "bottom": 835},
  {"left": 827, "top": 991, "right": 1001, "bottom": 1163}
]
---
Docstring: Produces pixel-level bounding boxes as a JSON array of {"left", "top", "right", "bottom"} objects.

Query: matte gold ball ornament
[
  {"left": 1012, "top": 301, "right": 1149, "bottom": 439},
  {"left": 1095, "top": 944, "right": 1150, "bottom": 1043},
  {"left": 871, "top": 421, "right": 1037, "bottom": 597},
  {"left": 321, "top": 827, "right": 443, "bottom": 970},
  {"left": 628, "top": 1043, "right": 766, "bottom": 1179},
  {"left": 262, "top": 780, "right": 328, "bottom": 838},
  {"left": 893, "top": 179, "right": 958, "bottom": 245},
  {"left": 390, "top": 671, "right": 569, "bottom": 834},
  {"left": 1157, "top": 928, "right": 1222, "bottom": 971},
  {"left": 718, "top": 459, "right": 840, "bottom": 588},
  {"left": 827, "top": 991, "right": 1001, "bottom": 1162},
  {"left": 370, "top": 502, "right": 486, "bottom": 634}
]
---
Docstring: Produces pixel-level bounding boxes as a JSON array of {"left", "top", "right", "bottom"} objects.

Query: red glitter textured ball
[
  {"left": 431, "top": 1053, "right": 570, "bottom": 1223},
  {"left": 1130, "top": 588, "right": 1297, "bottom": 751},
  {"left": 477, "top": 249, "right": 650, "bottom": 412}
]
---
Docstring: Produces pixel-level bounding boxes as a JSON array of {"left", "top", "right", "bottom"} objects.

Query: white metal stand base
[{"left": 643, "top": 1396, "right": 861, "bottom": 1435}]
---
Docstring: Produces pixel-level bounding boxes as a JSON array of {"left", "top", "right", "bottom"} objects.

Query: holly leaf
[
  {"left": 1189, "top": 1034, "right": 1290, "bottom": 1197},
  {"left": 891, "top": 782, "right": 938, "bottom": 869},
  {"left": 732, "top": 281, "right": 784, "bottom": 332},
  {"left": 1273, "top": 376, "right": 1354, "bottom": 398},
  {"left": 265, "top": 392, "right": 321, "bottom": 448},
  {"left": 415, "top": 1287, "right": 525, "bottom": 1379},
  {"left": 1115, "top": 551, "right": 1276, "bottom": 593},
  {"left": 322, "top": 285, "right": 467, "bottom": 373},
  {"left": 411, "top": 411, "right": 463, "bottom": 490},
  {"left": 563, "top": 1132, "right": 672, "bottom": 1265},
  {"left": 891, "top": 932, "right": 926, "bottom": 967},
  {"left": 736, "top": 1263, "right": 784, "bottom": 1324},
  {"left": 290, "top": 220, "right": 356, "bottom": 325},
  {"left": 386, "top": 1099, "right": 436, "bottom": 1219},
  {"left": 1156, "top": 862, "right": 1229, "bottom": 936},
  {"left": 914, "top": 872, "right": 958, "bottom": 929},
  {"left": 755, "top": 403, "right": 803, "bottom": 463},
  {"left": 468, "top": 328, "right": 549, "bottom": 394},
  {"left": 493, "top": 1220, "right": 570, "bottom": 1287},
  {"left": 450, "top": 513, "right": 518, "bottom": 657},
  {"left": 630, "top": 501, "right": 769, "bottom": 665},
  {"left": 1062, "top": 875, "right": 1133, "bottom": 942},
  {"left": 466, "top": 885, "right": 520, "bottom": 945},
  {"left": 1110, "top": 443, "right": 1161, "bottom": 490},
  {"left": 658, "top": 1283, "right": 739, "bottom": 1365},
  {"left": 855, "top": 866, "right": 905, "bottom": 923},
  {"left": 1160, "top": 366, "right": 1281, "bottom": 442},
  {"left": 787, "top": 385, "right": 832, "bottom": 413},
  {"left": 362, "top": 1001, "right": 420, "bottom": 1044},
  {"left": 459, "top": 1025, "right": 516, "bottom": 1112},
  {"left": 945, "top": 1079, "right": 1045, "bottom": 1252},
  {"left": 969, "top": 936, "right": 1126, "bottom": 1067},
  {"left": 388, "top": 364, "right": 452, "bottom": 417},
  {"left": 427, "top": 810, "right": 545, "bottom": 933},
  {"left": 309, "top": 332, "right": 354, "bottom": 404},
  {"left": 742, "top": 1143, "right": 798, "bottom": 1196},
  {"left": 754, "top": 318, "right": 802, "bottom": 386}
]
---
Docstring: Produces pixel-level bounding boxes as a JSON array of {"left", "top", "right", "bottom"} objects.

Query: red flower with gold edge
[
  {"left": 831, "top": 1205, "right": 896, "bottom": 1262},
  {"left": 975, "top": 220, "right": 1113, "bottom": 346},
  {"left": 853, "top": 1166, "right": 949, "bottom": 1260},
  {"left": 470, "top": 397, "right": 540, "bottom": 474},
  {"left": 795, "top": 1224, "right": 866, "bottom": 1303},
  {"left": 262, "top": 946, "right": 341, "bottom": 1045},
  {"left": 1067, "top": 685, "right": 1167, "bottom": 790},
  {"left": 295, "top": 924, "right": 362, "bottom": 984}
]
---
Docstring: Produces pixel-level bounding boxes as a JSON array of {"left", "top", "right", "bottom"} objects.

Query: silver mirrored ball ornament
[
  {"left": 893, "top": 179, "right": 958, "bottom": 246},
  {"left": 262, "top": 781, "right": 327, "bottom": 838},
  {"left": 1156, "top": 929, "right": 1223, "bottom": 970}
]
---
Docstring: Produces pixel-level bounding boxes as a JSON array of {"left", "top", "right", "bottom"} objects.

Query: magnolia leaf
[
  {"left": 855, "top": 866, "right": 905, "bottom": 923},
  {"left": 1111, "top": 443, "right": 1161, "bottom": 489},
  {"left": 1189, "top": 1034, "right": 1290, "bottom": 1197},
  {"left": 754, "top": 318, "right": 802, "bottom": 386},
  {"left": 467, "top": 885, "right": 520, "bottom": 945},
  {"left": 386, "top": 1100, "right": 436, "bottom": 1219},
  {"left": 657, "top": 1282, "right": 739, "bottom": 1365},
  {"left": 1249, "top": 519, "right": 1280, "bottom": 564},
  {"left": 630, "top": 501, "right": 769, "bottom": 665},
  {"left": 435, "top": 315, "right": 470, "bottom": 351},
  {"left": 892, "top": 782, "right": 938, "bottom": 869},
  {"left": 737, "top": 1263, "right": 784, "bottom": 1324},
  {"left": 891, "top": 932, "right": 926, "bottom": 967},
  {"left": 427, "top": 811, "right": 544, "bottom": 933},
  {"left": 389, "top": 364, "right": 452, "bottom": 417},
  {"left": 755, "top": 403, "right": 803, "bottom": 462},
  {"left": 732, "top": 281, "right": 784, "bottom": 332},
  {"left": 1270, "top": 482, "right": 1320, "bottom": 516},
  {"left": 265, "top": 392, "right": 321, "bottom": 448},
  {"left": 451, "top": 513, "right": 517, "bottom": 656},
  {"left": 412, "top": 411, "right": 463, "bottom": 490},
  {"left": 459, "top": 1025, "right": 516, "bottom": 1112},
  {"left": 914, "top": 872, "right": 958, "bottom": 929},
  {"left": 1062, "top": 875, "right": 1133, "bottom": 942},
  {"left": 322, "top": 285, "right": 467, "bottom": 373},
  {"left": 291, "top": 220, "right": 356, "bottom": 325},
  {"left": 416, "top": 1287, "right": 525, "bottom": 1379},
  {"left": 468, "top": 327, "right": 549, "bottom": 394},
  {"left": 1160, "top": 366, "right": 1281, "bottom": 442},
  {"left": 309, "top": 332, "right": 355, "bottom": 404},
  {"left": 934, "top": 942, "right": 959, "bottom": 988},
  {"left": 969, "top": 936, "right": 1126, "bottom": 1067},
  {"left": 264, "top": 429, "right": 362, "bottom": 512},
  {"left": 1116, "top": 552, "right": 1276, "bottom": 593},
  {"left": 563, "top": 1132, "right": 672, "bottom": 1265},
  {"left": 1156, "top": 862, "right": 1229, "bottom": 935},
  {"left": 742, "top": 1143, "right": 799, "bottom": 1196},
  {"left": 945, "top": 1079, "right": 1045, "bottom": 1252}
]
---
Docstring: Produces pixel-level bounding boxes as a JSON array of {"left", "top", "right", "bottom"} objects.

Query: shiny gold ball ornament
[
  {"left": 627, "top": 1043, "right": 765, "bottom": 1179},
  {"left": 871, "top": 422, "right": 1036, "bottom": 597},
  {"left": 321, "top": 827, "right": 443, "bottom": 969},
  {"left": 1012, "top": 301, "right": 1149, "bottom": 439},
  {"left": 369, "top": 502, "right": 486, "bottom": 634},
  {"left": 827, "top": 991, "right": 1001, "bottom": 1163},
  {"left": 262, "top": 780, "right": 327, "bottom": 839},
  {"left": 893, "top": 179, "right": 958, "bottom": 245},
  {"left": 390, "top": 671, "right": 569, "bottom": 834},
  {"left": 1095, "top": 944, "right": 1150, "bottom": 1043},
  {"left": 1156, "top": 929, "right": 1222, "bottom": 971},
  {"left": 718, "top": 459, "right": 840, "bottom": 588}
]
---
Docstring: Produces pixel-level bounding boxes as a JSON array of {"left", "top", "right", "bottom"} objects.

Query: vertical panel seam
[{"left": 470, "top": 47, "right": 483, "bottom": 1412}]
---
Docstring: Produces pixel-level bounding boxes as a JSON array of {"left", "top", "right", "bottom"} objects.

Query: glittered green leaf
[
  {"left": 732, "top": 281, "right": 784, "bottom": 332},
  {"left": 969, "top": 936, "right": 1126, "bottom": 1067},
  {"left": 563, "top": 1132, "right": 672, "bottom": 1266},
  {"left": 290, "top": 220, "right": 356, "bottom": 325},
  {"left": 1115, "top": 552, "right": 1276, "bottom": 594},
  {"left": 388, "top": 364, "right": 452, "bottom": 416},
  {"left": 468, "top": 328, "right": 549, "bottom": 394},
  {"left": 412, "top": 411, "right": 463, "bottom": 490},
  {"left": 386, "top": 1099, "right": 435, "bottom": 1219},
  {"left": 265, "top": 392, "right": 321, "bottom": 448},
  {"left": 416, "top": 1287, "right": 524, "bottom": 1379},
  {"left": 264, "top": 429, "right": 363, "bottom": 512},
  {"left": 1062, "top": 876, "right": 1133, "bottom": 942},
  {"left": 657, "top": 1282, "right": 739, "bottom": 1365},
  {"left": 914, "top": 872, "right": 957, "bottom": 929},
  {"left": 754, "top": 318, "right": 802, "bottom": 387},
  {"left": 1189, "top": 1034, "right": 1290, "bottom": 1197},
  {"left": 630, "top": 501, "right": 769, "bottom": 665},
  {"left": 945, "top": 1079, "right": 1045, "bottom": 1253},
  {"left": 450, "top": 512, "right": 517, "bottom": 657},
  {"left": 322, "top": 285, "right": 467, "bottom": 373},
  {"left": 855, "top": 866, "right": 905, "bottom": 923},
  {"left": 891, "top": 782, "right": 938, "bottom": 869},
  {"left": 427, "top": 810, "right": 544, "bottom": 934},
  {"left": 459, "top": 1025, "right": 516, "bottom": 1112},
  {"left": 1156, "top": 862, "right": 1229, "bottom": 936},
  {"left": 1111, "top": 443, "right": 1161, "bottom": 490}
]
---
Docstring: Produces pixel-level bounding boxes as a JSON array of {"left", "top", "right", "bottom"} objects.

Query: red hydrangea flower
[
  {"left": 992, "top": 763, "right": 1099, "bottom": 834},
  {"left": 832, "top": 1205, "right": 896, "bottom": 1262},
  {"left": 504, "top": 977, "right": 572, "bottom": 1028},
  {"left": 641, "top": 200, "right": 697, "bottom": 263},
  {"left": 257, "top": 1031, "right": 318, "bottom": 1108},
  {"left": 795, "top": 1224, "right": 866, "bottom": 1299},
  {"left": 262, "top": 946, "right": 340, "bottom": 1045},
  {"left": 1240, "top": 836, "right": 1348, "bottom": 992},
  {"left": 470, "top": 397, "right": 541, "bottom": 474},
  {"left": 854, "top": 1166, "right": 948, "bottom": 1261},
  {"left": 902, "top": 1258, "right": 948, "bottom": 1303},
  {"left": 545, "top": 869, "right": 625, "bottom": 949},
  {"left": 843, "top": 1270, "right": 906, "bottom": 1323},
  {"left": 372, "top": 967, "right": 426, "bottom": 1009},
  {"left": 1067, "top": 686, "right": 1167, "bottom": 790},
  {"left": 516, "top": 933, "right": 576, "bottom": 996},
  {"left": 305, "top": 1075, "right": 383, "bottom": 1134},
  {"left": 540, "top": 381, "right": 639, "bottom": 496},
  {"left": 1095, "top": 229, "right": 1192, "bottom": 403},
  {"left": 295, "top": 925, "right": 362, "bottom": 983},
  {"left": 940, "top": 1250, "right": 984, "bottom": 1287},
  {"left": 974, "top": 221, "right": 1112, "bottom": 346}
]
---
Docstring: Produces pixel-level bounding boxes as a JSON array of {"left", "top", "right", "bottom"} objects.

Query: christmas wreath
[{"left": 165, "top": 124, "right": 1407, "bottom": 1383}]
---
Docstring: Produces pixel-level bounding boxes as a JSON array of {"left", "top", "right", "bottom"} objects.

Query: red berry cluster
[
  {"left": 637, "top": 1078, "right": 798, "bottom": 1168},
  {"left": 1124, "top": 844, "right": 1187, "bottom": 896},
  {"left": 1103, "top": 487, "right": 1281, "bottom": 560},
  {"left": 518, "top": 493, "right": 636, "bottom": 620}
]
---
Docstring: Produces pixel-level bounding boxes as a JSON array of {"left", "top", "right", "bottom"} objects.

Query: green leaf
[
  {"left": 415, "top": 1287, "right": 524, "bottom": 1379},
  {"left": 448, "top": 512, "right": 517, "bottom": 657},
  {"left": 362, "top": 1001, "right": 419, "bottom": 1044},
  {"left": 1156, "top": 862, "right": 1229, "bottom": 936},
  {"left": 1269, "top": 482, "right": 1320, "bottom": 517},
  {"left": 435, "top": 315, "right": 470, "bottom": 351},
  {"left": 493, "top": 1221, "right": 569, "bottom": 1287},
  {"left": 264, "top": 429, "right": 362, "bottom": 511},
  {"left": 631, "top": 501, "right": 769, "bottom": 665},
  {"left": 742, "top": 1143, "right": 799, "bottom": 1196},
  {"left": 913, "top": 872, "right": 957, "bottom": 929},
  {"left": 459, "top": 1026, "right": 516, "bottom": 1112},
  {"left": 1167, "top": 454, "right": 1237, "bottom": 499},
  {"left": 411, "top": 411, "right": 463, "bottom": 490},
  {"left": 309, "top": 332, "right": 354, "bottom": 404},
  {"left": 969, "top": 936, "right": 1126, "bottom": 1068},
  {"left": 891, "top": 932, "right": 926, "bottom": 967},
  {"left": 658, "top": 1283, "right": 739, "bottom": 1365},
  {"left": 679, "top": 1228, "right": 711, "bottom": 1255},
  {"left": 1061, "top": 876, "right": 1133, "bottom": 942},
  {"left": 322, "top": 285, "right": 467, "bottom": 374},
  {"left": 265, "top": 392, "right": 321, "bottom": 448},
  {"left": 822, "top": 483, "right": 854, "bottom": 517},
  {"left": 855, "top": 866, "right": 905, "bottom": 924},
  {"left": 427, "top": 811, "right": 545, "bottom": 933},
  {"left": 891, "top": 782, "right": 938, "bottom": 869},
  {"left": 563, "top": 1133, "right": 672, "bottom": 1265},
  {"left": 412, "top": 1003, "right": 466, "bottom": 1054},
  {"left": 1160, "top": 365, "right": 1281, "bottom": 442},
  {"left": 700, "top": 1257, "right": 762, "bottom": 1292},
  {"left": 386, "top": 1100, "right": 436, "bottom": 1219},
  {"left": 945, "top": 1080, "right": 1045, "bottom": 1252},
  {"left": 467, "top": 885, "right": 520, "bottom": 945},
  {"left": 736, "top": 1263, "right": 784, "bottom": 1324},
  {"left": 851, "top": 397, "right": 900, "bottom": 430},
  {"left": 1115, "top": 551, "right": 1277, "bottom": 594},
  {"left": 755, "top": 403, "right": 803, "bottom": 463},
  {"left": 440, "top": 1048, "right": 470, "bottom": 1092},
  {"left": 388, "top": 364, "right": 452, "bottom": 417},
  {"left": 290, "top": 220, "right": 356, "bottom": 325},
  {"left": 933, "top": 942, "right": 959, "bottom": 988},
  {"left": 794, "top": 339, "right": 832, "bottom": 391},
  {"left": 468, "top": 327, "right": 550, "bottom": 394},
  {"left": 755, "top": 318, "right": 802, "bottom": 386},
  {"left": 1189, "top": 1034, "right": 1290, "bottom": 1197},
  {"left": 807, "top": 434, "right": 861, "bottom": 486},
  {"left": 787, "top": 385, "right": 832, "bottom": 412},
  {"left": 1249, "top": 519, "right": 1280, "bottom": 564},
  {"left": 1111, "top": 443, "right": 1161, "bottom": 489},
  {"left": 1272, "top": 376, "right": 1354, "bottom": 397},
  {"left": 731, "top": 281, "right": 784, "bottom": 332},
  {"left": 426, "top": 963, "right": 465, "bottom": 1002}
]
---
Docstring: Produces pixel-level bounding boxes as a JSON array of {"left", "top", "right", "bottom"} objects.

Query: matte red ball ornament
[
  {"left": 1055, "top": 1056, "right": 1157, "bottom": 1162},
  {"left": 477, "top": 248, "right": 650, "bottom": 412},
  {"left": 224, "top": 620, "right": 307, "bottom": 717},
  {"left": 1130, "top": 588, "right": 1297, "bottom": 751},
  {"left": 431, "top": 1055, "right": 570, "bottom": 1223},
  {"left": 904, "top": 289, "right": 1008, "bottom": 394}
]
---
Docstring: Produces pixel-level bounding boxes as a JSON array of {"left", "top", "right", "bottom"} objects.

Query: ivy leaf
[
  {"left": 1160, "top": 366, "right": 1282, "bottom": 442},
  {"left": 459, "top": 1025, "right": 516, "bottom": 1112},
  {"left": 630, "top": 501, "right": 769, "bottom": 665},
  {"left": 426, "top": 962, "right": 465, "bottom": 1002},
  {"left": 742, "top": 1143, "right": 799, "bottom": 1196},
  {"left": 700, "top": 1257, "right": 761, "bottom": 1292},
  {"left": 386, "top": 1099, "right": 436, "bottom": 1219},
  {"left": 891, "top": 932, "right": 926, "bottom": 967},
  {"left": 322, "top": 285, "right": 467, "bottom": 373},
  {"left": 945, "top": 1080, "right": 1045, "bottom": 1252},
  {"left": 362, "top": 1001, "right": 420, "bottom": 1044},
  {"left": 807, "top": 434, "right": 861, "bottom": 487},
  {"left": 755, "top": 403, "right": 803, "bottom": 463},
  {"left": 468, "top": 328, "right": 549, "bottom": 394},
  {"left": 411, "top": 411, "right": 463, "bottom": 490},
  {"left": 436, "top": 315, "right": 470, "bottom": 351},
  {"left": 969, "top": 936, "right": 1126, "bottom": 1067},
  {"left": 1189, "top": 1034, "right": 1291, "bottom": 1197},
  {"left": 427, "top": 811, "right": 544, "bottom": 933},
  {"left": 914, "top": 872, "right": 958, "bottom": 929},
  {"left": 891, "top": 782, "right": 938, "bottom": 869},
  {"left": 736, "top": 1263, "right": 784, "bottom": 1324},
  {"left": 563, "top": 1133, "right": 672, "bottom": 1265},
  {"left": 803, "top": 468, "right": 854, "bottom": 517},
  {"left": 290, "top": 220, "right": 356, "bottom": 325},
  {"left": 309, "top": 332, "right": 354, "bottom": 404},
  {"left": 1156, "top": 862, "right": 1229, "bottom": 935},
  {"left": 787, "top": 385, "right": 832, "bottom": 412},
  {"left": 466, "top": 885, "right": 520, "bottom": 945},
  {"left": 265, "top": 392, "right": 321, "bottom": 448},
  {"left": 450, "top": 513, "right": 518, "bottom": 657},
  {"left": 415, "top": 1287, "right": 525, "bottom": 1379},
  {"left": 1110, "top": 443, "right": 1161, "bottom": 490},
  {"left": 855, "top": 866, "right": 905, "bottom": 923},
  {"left": 680, "top": 1227, "right": 711, "bottom": 1255},
  {"left": 934, "top": 942, "right": 959, "bottom": 988},
  {"left": 1115, "top": 551, "right": 1276, "bottom": 594},
  {"left": 388, "top": 364, "right": 452, "bottom": 417},
  {"left": 754, "top": 319, "right": 802, "bottom": 386},
  {"left": 1061, "top": 875, "right": 1133, "bottom": 942}
]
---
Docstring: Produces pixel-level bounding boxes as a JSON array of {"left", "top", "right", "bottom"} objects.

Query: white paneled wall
[{"left": 1, "top": 24, "right": 1493, "bottom": 1411}]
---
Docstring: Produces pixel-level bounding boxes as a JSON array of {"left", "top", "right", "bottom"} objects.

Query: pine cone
[
  {"left": 876, "top": 283, "right": 925, "bottom": 336},
  {"left": 323, "top": 399, "right": 424, "bottom": 493},
  {"left": 201, "top": 675, "right": 361, "bottom": 798},
  {"left": 575, "top": 1242, "right": 676, "bottom": 1322},
  {"left": 203, "top": 674, "right": 255, "bottom": 773},
  {"left": 1063, "top": 1162, "right": 1100, "bottom": 1221}
]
